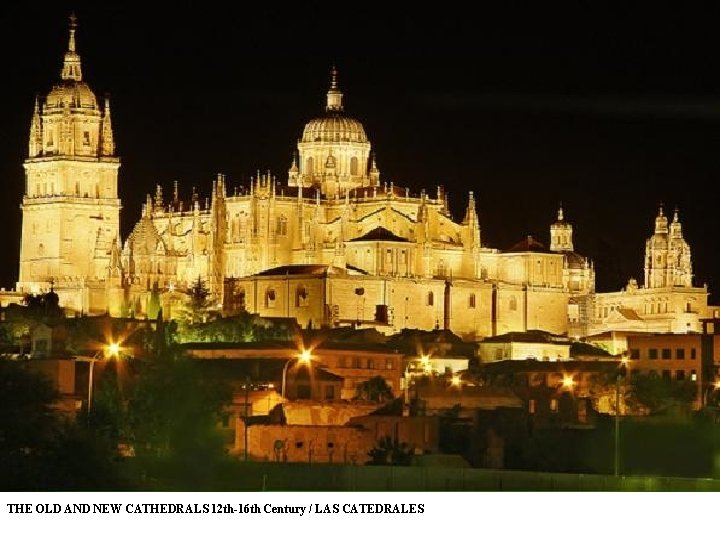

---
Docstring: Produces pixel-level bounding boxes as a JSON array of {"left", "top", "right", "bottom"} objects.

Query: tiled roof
[{"left": 350, "top": 227, "right": 409, "bottom": 243}]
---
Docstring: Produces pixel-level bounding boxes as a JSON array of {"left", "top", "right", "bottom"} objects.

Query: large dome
[
  {"left": 300, "top": 67, "right": 368, "bottom": 144},
  {"left": 301, "top": 114, "right": 368, "bottom": 143}
]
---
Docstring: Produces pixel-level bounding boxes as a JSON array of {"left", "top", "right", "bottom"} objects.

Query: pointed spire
[
  {"left": 173, "top": 180, "right": 179, "bottom": 203},
  {"left": 144, "top": 194, "right": 152, "bottom": 217},
  {"left": 670, "top": 206, "right": 683, "bottom": 238},
  {"left": 101, "top": 95, "right": 115, "bottom": 156},
  {"left": 29, "top": 94, "right": 42, "bottom": 157},
  {"left": 61, "top": 13, "right": 83, "bottom": 81},
  {"left": 463, "top": 191, "right": 477, "bottom": 225},
  {"left": 325, "top": 65, "right": 344, "bottom": 112},
  {"left": 557, "top": 202, "right": 564, "bottom": 222}
]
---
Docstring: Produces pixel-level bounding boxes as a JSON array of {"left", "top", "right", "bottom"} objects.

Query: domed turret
[
  {"left": 550, "top": 204, "right": 574, "bottom": 252},
  {"left": 28, "top": 14, "right": 114, "bottom": 159},
  {"left": 291, "top": 67, "right": 375, "bottom": 197}
]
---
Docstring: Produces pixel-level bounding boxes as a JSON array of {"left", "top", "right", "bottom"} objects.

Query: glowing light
[
  {"left": 451, "top": 375, "right": 461, "bottom": 387},
  {"left": 106, "top": 342, "right": 120, "bottom": 358},
  {"left": 298, "top": 349, "right": 312, "bottom": 364},
  {"left": 419, "top": 354, "right": 432, "bottom": 374},
  {"left": 562, "top": 375, "right": 575, "bottom": 388}
]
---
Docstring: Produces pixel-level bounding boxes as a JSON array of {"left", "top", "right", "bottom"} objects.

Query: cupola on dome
[{"left": 301, "top": 67, "right": 368, "bottom": 144}]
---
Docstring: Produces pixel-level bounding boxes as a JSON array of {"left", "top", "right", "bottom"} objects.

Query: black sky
[{"left": 1, "top": 2, "right": 719, "bottom": 303}]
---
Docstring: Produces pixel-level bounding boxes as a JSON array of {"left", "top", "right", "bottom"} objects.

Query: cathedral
[{"left": 15, "top": 18, "right": 715, "bottom": 340}]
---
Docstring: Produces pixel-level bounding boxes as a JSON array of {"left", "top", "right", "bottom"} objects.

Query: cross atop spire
[
  {"left": 61, "top": 13, "right": 83, "bottom": 81},
  {"left": 68, "top": 13, "right": 77, "bottom": 52}
]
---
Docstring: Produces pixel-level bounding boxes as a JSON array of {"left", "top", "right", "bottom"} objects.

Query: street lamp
[
  {"left": 242, "top": 375, "right": 251, "bottom": 462},
  {"left": 87, "top": 341, "right": 122, "bottom": 415},
  {"left": 614, "top": 360, "right": 628, "bottom": 477},
  {"left": 281, "top": 349, "right": 312, "bottom": 399}
]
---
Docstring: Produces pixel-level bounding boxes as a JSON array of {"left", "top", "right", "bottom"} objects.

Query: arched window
[
  {"left": 509, "top": 296, "right": 517, "bottom": 311},
  {"left": 469, "top": 293, "right": 476, "bottom": 309},
  {"left": 350, "top": 156, "right": 359, "bottom": 176},
  {"left": 296, "top": 285, "right": 309, "bottom": 307},
  {"left": 305, "top": 157, "right": 314, "bottom": 176},
  {"left": 266, "top": 288, "right": 276, "bottom": 308},
  {"left": 427, "top": 291, "right": 434, "bottom": 306}
]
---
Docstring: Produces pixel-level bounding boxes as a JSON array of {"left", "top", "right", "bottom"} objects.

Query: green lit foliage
[
  {"left": 367, "top": 435, "right": 414, "bottom": 466},
  {"left": 176, "top": 313, "right": 256, "bottom": 343},
  {"left": 183, "top": 276, "right": 213, "bottom": 325},
  {"left": 146, "top": 282, "right": 161, "bottom": 320},
  {"left": 0, "top": 292, "right": 65, "bottom": 355},
  {"left": 627, "top": 372, "right": 697, "bottom": 416},
  {"left": 354, "top": 376, "right": 394, "bottom": 403},
  {"left": 124, "top": 350, "right": 232, "bottom": 485}
]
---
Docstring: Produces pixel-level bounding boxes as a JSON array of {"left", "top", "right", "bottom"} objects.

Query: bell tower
[{"left": 18, "top": 15, "right": 121, "bottom": 312}]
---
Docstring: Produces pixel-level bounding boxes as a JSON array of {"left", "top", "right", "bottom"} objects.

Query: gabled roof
[{"left": 350, "top": 227, "right": 409, "bottom": 243}]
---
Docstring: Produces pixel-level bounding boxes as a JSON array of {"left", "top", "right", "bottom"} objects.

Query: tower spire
[
  {"left": 557, "top": 201, "right": 564, "bottom": 222},
  {"left": 326, "top": 65, "right": 344, "bottom": 112},
  {"left": 29, "top": 94, "right": 42, "bottom": 157},
  {"left": 654, "top": 202, "right": 668, "bottom": 234},
  {"left": 101, "top": 95, "right": 115, "bottom": 156},
  {"left": 61, "top": 13, "right": 83, "bottom": 81}
]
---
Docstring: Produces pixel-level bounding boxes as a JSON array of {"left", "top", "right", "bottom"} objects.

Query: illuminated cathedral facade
[{"left": 15, "top": 19, "right": 714, "bottom": 340}]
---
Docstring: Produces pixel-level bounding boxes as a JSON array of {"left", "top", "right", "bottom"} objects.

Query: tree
[
  {"left": 627, "top": 372, "right": 697, "bottom": 416},
  {"left": 186, "top": 276, "right": 212, "bottom": 324},
  {"left": 146, "top": 282, "right": 161, "bottom": 320},
  {"left": 124, "top": 350, "right": 232, "bottom": 488},
  {"left": 367, "top": 435, "right": 414, "bottom": 465},
  {"left": 354, "top": 376, "right": 394, "bottom": 403},
  {"left": 0, "top": 360, "right": 58, "bottom": 488}
]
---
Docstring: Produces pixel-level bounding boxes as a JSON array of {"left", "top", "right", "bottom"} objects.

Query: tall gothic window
[
  {"left": 427, "top": 291, "right": 434, "bottom": 306},
  {"left": 350, "top": 156, "right": 358, "bottom": 176},
  {"left": 276, "top": 215, "right": 288, "bottom": 237},
  {"left": 469, "top": 293, "right": 476, "bottom": 309},
  {"left": 306, "top": 157, "right": 314, "bottom": 175}
]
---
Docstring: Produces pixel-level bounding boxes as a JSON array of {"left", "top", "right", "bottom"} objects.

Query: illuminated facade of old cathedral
[{"left": 15, "top": 19, "right": 715, "bottom": 340}]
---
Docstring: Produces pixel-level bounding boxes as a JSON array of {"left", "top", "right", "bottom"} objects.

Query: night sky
[{"left": 1, "top": 3, "right": 719, "bottom": 303}]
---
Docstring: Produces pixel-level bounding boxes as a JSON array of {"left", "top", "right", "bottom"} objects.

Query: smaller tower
[
  {"left": 550, "top": 203, "right": 574, "bottom": 252},
  {"left": 644, "top": 204, "right": 692, "bottom": 288}
]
